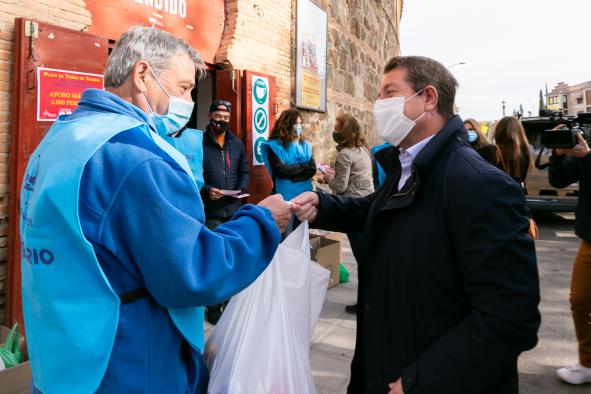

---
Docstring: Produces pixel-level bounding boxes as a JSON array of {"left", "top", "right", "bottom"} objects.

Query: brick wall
[
  {"left": 217, "top": 0, "right": 294, "bottom": 110},
  {"left": 217, "top": 0, "right": 402, "bottom": 166},
  {"left": 0, "top": 1, "right": 92, "bottom": 323},
  {"left": 0, "top": 0, "right": 401, "bottom": 323}
]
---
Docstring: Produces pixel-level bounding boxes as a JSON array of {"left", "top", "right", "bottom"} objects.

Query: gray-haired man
[{"left": 22, "top": 26, "right": 291, "bottom": 393}]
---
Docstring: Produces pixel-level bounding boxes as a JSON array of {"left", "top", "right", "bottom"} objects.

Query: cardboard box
[
  {"left": 310, "top": 234, "right": 341, "bottom": 288},
  {"left": 0, "top": 326, "right": 31, "bottom": 394}
]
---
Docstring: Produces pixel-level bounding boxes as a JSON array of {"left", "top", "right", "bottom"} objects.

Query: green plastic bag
[
  {"left": 0, "top": 324, "right": 22, "bottom": 369},
  {"left": 339, "top": 263, "right": 349, "bottom": 283}
]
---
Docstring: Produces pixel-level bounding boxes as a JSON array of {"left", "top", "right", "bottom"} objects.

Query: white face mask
[{"left": 373, "top": 90, "right": 426, "bottom": 147}]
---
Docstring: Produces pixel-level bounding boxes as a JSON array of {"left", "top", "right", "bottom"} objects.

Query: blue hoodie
[{"left": 32, "top": 89, "right": 281, "bottom": 393}]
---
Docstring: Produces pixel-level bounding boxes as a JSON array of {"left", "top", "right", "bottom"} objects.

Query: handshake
[{"left": 257, "top": 192, "right": 320, "bottom": 233}]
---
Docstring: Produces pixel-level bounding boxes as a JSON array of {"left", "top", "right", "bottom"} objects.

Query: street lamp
[{"left": 447, "top": 62, "right": 466, "bottom": 69}]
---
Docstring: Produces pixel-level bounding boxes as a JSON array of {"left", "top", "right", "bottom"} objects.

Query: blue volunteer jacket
[{"left": 31, "top": 89, "right": 280, "bottom": 393}]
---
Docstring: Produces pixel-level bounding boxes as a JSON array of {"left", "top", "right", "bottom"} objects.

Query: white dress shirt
[{"left": 398, "top": 135, "right": 436, "bottom": 191}]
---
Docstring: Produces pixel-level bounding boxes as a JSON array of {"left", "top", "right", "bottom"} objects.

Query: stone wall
[
  {"left": 0, "top": 0, "right": 401, "bottom": 323},
  {"left": 307, "top": 0, "right": 401, "bottom": 165}
]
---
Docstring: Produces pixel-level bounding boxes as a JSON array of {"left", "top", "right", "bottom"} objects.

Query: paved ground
[
  {"left": 311, "top": 212, "right": 591, "bottom": 394},
  {"left": 205, "top": 212, "right": 590, "bottom": 393}
]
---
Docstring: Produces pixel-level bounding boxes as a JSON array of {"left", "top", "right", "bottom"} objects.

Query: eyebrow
[{"left": 178, "top": 79, "right": 195, "bottom": 88}]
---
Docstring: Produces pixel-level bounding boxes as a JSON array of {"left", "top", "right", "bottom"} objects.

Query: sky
[{"left": 400, "top": 0, "right": 591, "bottom": 122}]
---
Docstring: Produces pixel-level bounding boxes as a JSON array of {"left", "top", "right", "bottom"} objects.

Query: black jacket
[
  {"left": 267, "top": 149, "right": 316, "bottom": 184},
  {"left": 200, "top": 126, "right": 249, "bottom": 218},
  {"left": 549, "top": 153, "right": 591, "bottom": 242},
  {"left": 313, "top": 116, "right": 540, "bottom": 394}
]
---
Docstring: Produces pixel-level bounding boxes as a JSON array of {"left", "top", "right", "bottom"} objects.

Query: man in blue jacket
[{"left": 21, "top": 27, "right": 291, "bottom": 394}]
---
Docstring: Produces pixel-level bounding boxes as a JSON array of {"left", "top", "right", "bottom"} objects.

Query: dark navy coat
[{"left": 314, "top": 116, "right": 541, "bottom": 394}]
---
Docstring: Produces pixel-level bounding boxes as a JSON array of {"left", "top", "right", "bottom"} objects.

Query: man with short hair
[
  {"left": 201, "top": 100, "right": 250, "bottom": 323},
  {"left": 201, "top": 100, "right": 249, "bottom": 229},
  {"left": 21, "top": 26, "right": 291, "bottom": 393},
  {"left": 294, "top": 55, "right": 540, "bottom": 394}
]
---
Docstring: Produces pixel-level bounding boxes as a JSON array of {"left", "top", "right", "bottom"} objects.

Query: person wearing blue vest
[
  {"left": 261, "top": 108, "right": 316, "bottom": 236},
  {"left": 21, "top": 26, "right": 292, "bottom": 394},
  {"left": 371, "top": 142, "right": 391, "bottom": 189}
]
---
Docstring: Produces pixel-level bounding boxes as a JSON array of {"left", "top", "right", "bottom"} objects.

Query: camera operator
[{"left": 549, "top": 125, "right": 591, "bottom": 385}]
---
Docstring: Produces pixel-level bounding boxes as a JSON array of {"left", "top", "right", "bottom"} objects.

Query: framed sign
[
  {"left": 251, "top": 75, "right": 270, "bottom": 166},
  {"left": 37, "top": 67, "right": 104, "bottom": 121},
  {"left": 295, "top": 0, "right": 328, "bottom": 112}
]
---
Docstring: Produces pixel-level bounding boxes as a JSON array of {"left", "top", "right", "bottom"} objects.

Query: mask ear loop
[{"left": 406, "top": 87, "right": 428, "bottom": 122}]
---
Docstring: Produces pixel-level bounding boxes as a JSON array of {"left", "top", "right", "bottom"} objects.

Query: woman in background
[
  {"left": 493, "top": 116, "right": 533, "bottom": 184},
  {"left": 262, "top": 108, "right": 316, "bottom": 235},
  {"left": 464, "top": 118, "right": 501, "bottom": 168},
  {"left": 324, "top": 113, "right": 373, "bottom": 314}
]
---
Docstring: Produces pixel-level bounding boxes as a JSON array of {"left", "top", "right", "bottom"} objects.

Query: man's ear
[
  {"left": 423, "top": 85, "right": 439, "bottom": 112},
  {"left": 132, "top": 61, "right": 150, "bottom": 94}
]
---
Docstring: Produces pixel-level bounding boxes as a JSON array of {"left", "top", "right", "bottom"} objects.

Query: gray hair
[{"left": 104, "top": 26, "right": 205, "bottom": 88}]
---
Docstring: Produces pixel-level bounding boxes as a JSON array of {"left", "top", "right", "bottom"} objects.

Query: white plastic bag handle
[{"left": 276, "top": 220, "right": 310, "bottom": 288}]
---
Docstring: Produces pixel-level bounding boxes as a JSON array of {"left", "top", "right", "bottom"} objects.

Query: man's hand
[
  {"left": 258, "top": 194, "right": 292, "bottom": 233},
  {"left": 209, "top": 187, "right": 225, "bottom": 200},
  {"left": 291, "top": 192, "right": 319, "bottom": 223},
  {"left": 388, "top": 379, "right": 404, "bottom": 394},
  {"left": 558, "top": 133, "right": 591, "bottom": 159}
]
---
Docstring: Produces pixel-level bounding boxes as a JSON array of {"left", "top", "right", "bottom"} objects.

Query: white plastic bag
[{"left": 205, "top": 221, "right": 330, "bottom": 394}]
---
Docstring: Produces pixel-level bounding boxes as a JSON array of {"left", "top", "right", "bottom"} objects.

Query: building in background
[
  {"left": 0, "top": 1, "right": 402, "bottom": 325},
  {"left": 547, "top": 80, "right": 591, "bottom": 115}
]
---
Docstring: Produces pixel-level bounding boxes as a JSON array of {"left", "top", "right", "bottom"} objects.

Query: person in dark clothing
[
  {"left": 201, "top": 100, "right": 250, "bottom": 324},
  {"left": 549, "top": 130, "right": 591, "bottom": 385},
  {"left": 293, "top": 56, "right": 540, "bottom": 394},
  {"left": 262, "top": 108, "right": 316, "bottom": 237},
  {"left": 464, "top": 118, "right": 502, "bottom": 168},
  {"left": 493, "top": 116, "right": 533, "bottom": 184}
]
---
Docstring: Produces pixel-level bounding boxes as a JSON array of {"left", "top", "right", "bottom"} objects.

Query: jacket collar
[
  {"left": 375, "top": 115, "right": 468, "bottom": 212},
  {"left": 412, "top": 115, "right": 467, "bottom": 176}
]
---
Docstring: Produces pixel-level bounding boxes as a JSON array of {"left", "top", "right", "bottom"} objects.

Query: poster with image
[{"left": 295, "top": 0, "right": 327, "bottom": 112}]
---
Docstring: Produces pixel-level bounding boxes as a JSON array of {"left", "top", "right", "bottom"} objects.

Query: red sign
[
  {"left": 86, "top": 0, "right": 225, "bottom": 64},
  {"left": 37, "top": 67, "right": 104, "bottom": 121}
]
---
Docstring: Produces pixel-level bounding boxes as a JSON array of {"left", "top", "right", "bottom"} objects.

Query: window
[
  {"left": 577, "top": 97, "right": 584, "bottom": 104},
  {"left": 586, "top": 90, "right": 591, "bottom": 105},
  {"left": 562, "top": 95, "right": 568, "bottom": 110}
]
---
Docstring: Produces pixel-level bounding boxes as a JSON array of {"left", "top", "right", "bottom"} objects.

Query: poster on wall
[
  {"left": 252, "top": 75, "right": 270, "bottom": 166},
  {"left": 295, "top": 0, "right": 328, "bottom": 112},
  {"left": 37, "top": 67, "right": 104, "bottom": 121},
  {"left": 86, "top": 0, "right": 225, "bottom": 64}
]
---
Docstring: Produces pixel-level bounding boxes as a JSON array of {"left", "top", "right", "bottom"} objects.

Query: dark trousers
[{"left": 571, "top": 240, "right": 591, "bottom": 367}]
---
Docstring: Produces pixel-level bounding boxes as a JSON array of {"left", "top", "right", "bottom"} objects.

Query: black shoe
[
  {"left": 345, "top": 304, "right": 357, "bottom": 315},
  {"left": 206, "top": 308, "right": 222, "bottom": 325}
]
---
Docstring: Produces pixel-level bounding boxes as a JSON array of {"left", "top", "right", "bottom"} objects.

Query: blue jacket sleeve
[{"left": 99, "top": 158, "right": 281, "bottom": 307}]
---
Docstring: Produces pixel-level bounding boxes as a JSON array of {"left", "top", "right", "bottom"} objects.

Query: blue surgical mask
[
  {"left": 467, "top": 131, "right": 478, "bottom": 143},
  {"left": 143, "top": 68, "right": 194, "bottom": 138},
  {"left": 294, "top": 124, "right": 303, "bottom": 137}
]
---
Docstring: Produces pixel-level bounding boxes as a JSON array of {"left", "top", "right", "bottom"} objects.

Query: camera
[{"left": 522, "top": 110, "right": 591, "bottom": 149}]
